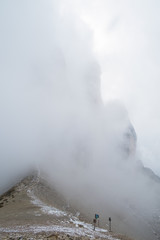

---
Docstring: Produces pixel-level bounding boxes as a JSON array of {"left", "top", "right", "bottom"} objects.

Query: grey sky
[{"left": 66, "top": 0, "right": 160, "bottom": 175}]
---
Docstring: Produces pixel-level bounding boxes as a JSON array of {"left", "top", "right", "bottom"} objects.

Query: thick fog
[
  {"left": 0, "top": 0, "right": 128, "bottom": 193},
  {"left": 1, "top": 1, "right": 160, "bottom": 239},
  {"left": 73, "top": 0, "right": 160, "bottom": 175}
]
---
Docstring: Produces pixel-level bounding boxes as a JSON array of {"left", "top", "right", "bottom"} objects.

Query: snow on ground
[
  {"left": 0, "top": 189, "right": 119, "bottom": 239},
  {"left": 22, "top": 187, "right": 119, "bottom": 239},
  {"left": 0, "top": 225, "right": 119, "bottom": 239},
  {"left": 27, "top": 189, "right": 67, "bottom": 217},
  {"left": 70, "top": 217, "right": 107, "bottom": 233}
]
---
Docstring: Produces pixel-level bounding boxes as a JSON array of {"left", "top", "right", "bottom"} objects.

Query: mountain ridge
[{"left": 0, "top": 173, "right": 134, "bottom": 240}]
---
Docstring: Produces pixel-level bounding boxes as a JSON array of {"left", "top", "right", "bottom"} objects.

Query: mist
[
  {"left": 1, "top": 1, "right": 160, "bottom": 239},
  {"left": 73, "top": 0, "right": 160, "bottom": 176}
]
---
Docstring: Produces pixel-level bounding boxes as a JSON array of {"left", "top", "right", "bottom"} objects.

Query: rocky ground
[{"left": 0, "top": 175, "right": 134, "bottom": 240}]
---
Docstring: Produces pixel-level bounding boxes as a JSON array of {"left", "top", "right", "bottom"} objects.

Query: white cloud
[{"left": 68, "top": 0, "right": 160, "bottom": 174}]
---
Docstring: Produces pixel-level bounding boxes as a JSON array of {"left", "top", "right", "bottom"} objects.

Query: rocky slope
[{"left": 0, "top": 174, "right": 134, "bottom": 240}]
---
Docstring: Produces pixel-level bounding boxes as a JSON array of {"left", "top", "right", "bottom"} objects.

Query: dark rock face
[{"left": 123, "top": 124, "right": 137, "bottom": 158}]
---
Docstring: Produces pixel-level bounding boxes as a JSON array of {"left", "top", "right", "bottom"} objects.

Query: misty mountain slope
[
  {"left": 1, "top": 126, "right": 160, "bottom": 240},
  {"left": 1, "top": 1, "right": 160, "bottom": 240},
  {"left": 0, "top": 174, "right": 134, "bottom": 240}
]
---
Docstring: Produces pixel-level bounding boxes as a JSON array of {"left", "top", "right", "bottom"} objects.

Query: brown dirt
[{"left": 0, "top": 175, "right": 135, "bottom": 240}]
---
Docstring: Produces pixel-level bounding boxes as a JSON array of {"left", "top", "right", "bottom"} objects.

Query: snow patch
[
  {"left": 27, "top": 190, "right": 67, "bottom": 217},
  {"left": 70, "top": 217, "right": 108, "bottom": 233},
  {"left": 0, "top": 225, "right": 118, "bottom": 239}
]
